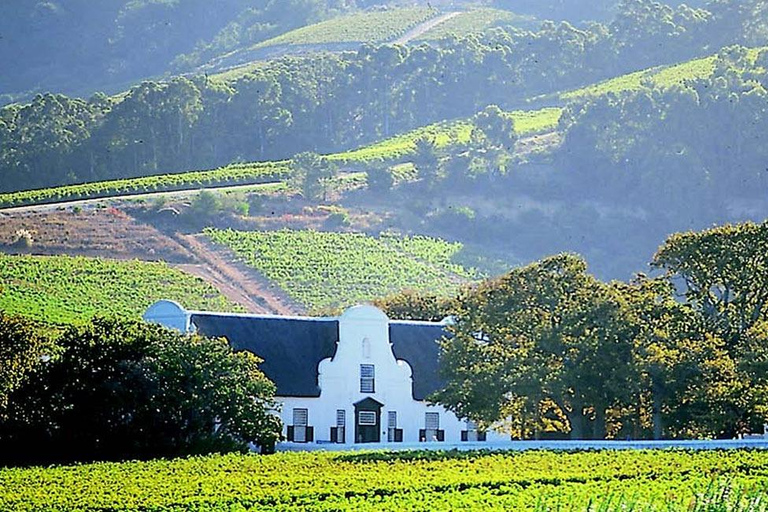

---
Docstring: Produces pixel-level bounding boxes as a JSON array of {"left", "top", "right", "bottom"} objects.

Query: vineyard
[
  {"left": 0, "top": 108, "right": 558, "bottom": 210},
  {"left": 416, "top": 8, "right": 537, "bottom": 41},
  {"left": 0, "top": 254, "right": 240, "bottom": 325},
  {"left": 254, "top": 8, "right": 436, "bottom": 48},
  {"left": 2, "top": 449, "right": 768, "bottom": 510},
  {"left": 330, "top": 108, "right": 562, "bottom": 165},
  {"left": 205, "top": 228, "right": 477, "bottom": 310},
  {"left": 559, "top": 46, "right": 766, "bottom": 101},
  {"left": 0, "top": 161, "right": 289, "bottom": 209}
]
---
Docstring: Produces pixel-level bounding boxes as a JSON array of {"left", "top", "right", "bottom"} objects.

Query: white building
[{"left": 144, "top": 301, "right": 507, "bottom": 447}]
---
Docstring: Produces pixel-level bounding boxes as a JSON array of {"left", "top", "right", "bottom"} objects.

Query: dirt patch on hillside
[
  {"left": 173, "top": 234, "right": 304, "bottom": 316},
  {"left": 0, "top": 208, "right": 195, "bottom": 262}
]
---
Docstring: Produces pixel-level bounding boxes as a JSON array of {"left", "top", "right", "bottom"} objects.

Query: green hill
[
  {"left": 205, "top": 228, "right": 479, "bottom": 311},
  {"left": 252, "top": 7, "right": 436, "bottom": 49},
  {"left": 0, "top": 254, "right": 240, "bottom": 325},
  {"left": 415, "top": 8, "right": 538, "bottom": 41}
]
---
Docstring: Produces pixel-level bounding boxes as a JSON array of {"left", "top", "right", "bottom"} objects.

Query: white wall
[{"left": 279, "top": 305, "right": 507, "bottom": 446}]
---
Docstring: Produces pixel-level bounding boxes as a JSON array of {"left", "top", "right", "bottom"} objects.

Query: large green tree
[{"left": 0, "top": 317, "right": 280, "bottom": 464}]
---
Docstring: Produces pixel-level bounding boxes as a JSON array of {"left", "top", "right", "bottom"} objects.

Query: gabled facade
[{"left": 144, "top": 300, "right": 506, "bottom": 446}]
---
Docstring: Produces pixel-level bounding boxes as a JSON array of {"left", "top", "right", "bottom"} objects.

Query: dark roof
[
  {"left": 390, "top": 322, "right": 448, "bottom": 401},
  {"left": 189, "top": 313, "right": 449, "bottom": 400},
  {"left": 190, "top": 314, "right": 338, "bottom": 398}
]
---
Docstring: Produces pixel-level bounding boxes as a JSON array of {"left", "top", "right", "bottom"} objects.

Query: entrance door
[{"left": 354, "top": 397, "right": 383, "bottom": 443}]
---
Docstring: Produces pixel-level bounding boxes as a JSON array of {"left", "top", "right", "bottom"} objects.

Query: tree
[
  {"left": 292, "top": 151, "right": 337, "bottom": 201},
  {"left": 412, "top": 137, "right": 441, "bottom": 189},
  {"left": 366, "top": 165, "right": 394, "bottom": 193},
  {"left": 433, "top": 254, "right": 637, "bottom": 440},
  {"left": 0, "top": 313, "right": 51, "bottom": 417},
  {"left": 373, "top": 289, "right": 455, "bottom": 322},
  {"left": 473, "top": 105, "right": 518, "bottom": 151},
  {"left": 0, "top": 318, "right": 280, "bottom": 464},
  {"left": 653, "top": 221, "right": 768, "bottom": 436},
  {"left": 652, "top": 221, "right": 768, "bottom": 350}
]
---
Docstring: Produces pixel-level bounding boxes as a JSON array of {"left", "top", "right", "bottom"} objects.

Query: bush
[{"left": 0, "top": 317, "right": 281, "bottom": 465}]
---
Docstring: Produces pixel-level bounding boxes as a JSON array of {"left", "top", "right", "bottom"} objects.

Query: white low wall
[{"left": 277, "top": 438, "right": 768, "bottom": 452}]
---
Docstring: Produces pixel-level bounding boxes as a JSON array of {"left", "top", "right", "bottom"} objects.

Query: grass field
[
  {"left": 205, "top": 228, "right": 477, "bottom": 311},
  {"left": 254, "top": 7, "right": 436, "bottom": 48},
  {"left": 0, "top": 254, "right": 240, "bottom": 324},
  {"left": 416, "top": 8, "right": 537, "bottom": 40},
  {"left": 2, "top": 449, "right": 767, "bottom": 510}
]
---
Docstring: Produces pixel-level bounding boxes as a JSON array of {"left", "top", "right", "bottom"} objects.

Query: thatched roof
[{"left": 189, "top": 313, "right": 448, "bottom": 400}]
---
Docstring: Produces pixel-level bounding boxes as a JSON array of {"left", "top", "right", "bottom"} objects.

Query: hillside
[
  {"left": 206, "top": 228, "right": 478, "bottom": 311},
  {"left": 414, "top": 8, "right": 538, "bottom": 40},
  {"left": 0, "top": 253, "right": 241, "bottom": 325}
]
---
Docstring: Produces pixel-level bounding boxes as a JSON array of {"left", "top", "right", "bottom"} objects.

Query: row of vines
[
  {"left": 0, "top": 254, "right": 240, "bottom": 325},
  {"left": 2, "top": 449, "right": 768, "bottom": 510},
  {"left": 205, "top": 228, "right": 478, "bottom": 310}
]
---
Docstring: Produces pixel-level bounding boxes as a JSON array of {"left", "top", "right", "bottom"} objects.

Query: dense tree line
[
  {"left": 1, "top": 0, "right": 757, "bottom": 194},
  {"left": 431, "top": 221, "right": 768, "bottom": 440},
  {"left": 557, "top": 46, "right": 768, "bottom": 224},
  {"left": 0, "top": 316, "right": 280, "bottom": 465}
]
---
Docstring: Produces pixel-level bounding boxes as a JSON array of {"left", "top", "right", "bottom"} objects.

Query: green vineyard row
[
  {"left": 2, "top": 449, "right": 768, "bottom": 511},
  {"left": 205, "top": 228, "right": 477, "bottom": 311},
  {"left": 0, "top": 161, "right": 289, "bottom": 209},
  {"left": 0, "top": 254, "right": 240, "bottom": 325}
]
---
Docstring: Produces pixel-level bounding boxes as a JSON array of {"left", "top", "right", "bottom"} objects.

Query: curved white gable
[{"left": 143, "top": 300, "right": 190, "bottom": 333}]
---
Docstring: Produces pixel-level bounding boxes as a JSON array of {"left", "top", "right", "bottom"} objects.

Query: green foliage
[
  {"left": 0, "top": 254, "right": 241, "bottom": 325},
  {"left": 0, "top": 317, "right": 279, "bottom": 464},
  {"left": 365, "top": 165, "right": 394, "bottom": 193},
  {"left": 0, "top": 314, "right": 51, "bottom": 416},
  {"left": 433, "top": 252, "right": 739, "bottom": 440},
  {"left": 205, "top": 228, "right": 477, "bottom": 311},
  {"left": 0, "top": 161, "right": 289, "bottom": 208},
  {"left": 373, "top": 290, "right": 455, "bottom": 322},
  {"left": 653, "top": 221, "right": 768, "bottom": 348},
  {"left": 292, "top": 152, "right": 337, "bottom": 201},
  {"left": 253, "top": 7, "right": 435, "bottom": 48},
  {"left": 473, "top": 105, "right": 519, "bottom": 151},
  {"left": 2, "top": 449, "right": 768, "bottom": 509}
]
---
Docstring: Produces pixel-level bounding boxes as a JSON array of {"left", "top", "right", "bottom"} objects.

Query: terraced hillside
[
  {"left": 0, "top": 254, "right": 241, "bottom": 325},
  {"left": 205, "top": 228, "right": 479, "bottom": 311},
  {"left": 0, "top": 108, "right": 558, "bottom": 209}
]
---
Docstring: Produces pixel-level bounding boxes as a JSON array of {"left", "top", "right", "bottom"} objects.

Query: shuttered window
[
  {"left": 388, "top": 411, "right": 397, "bottom": 429},
  {"left": 425, "top": 412, "right": 440, "bottom": 430},
  {"left": 360, "top": 364, "right": 375, "bottom": 393},
  {"left": 293, "top": 408, "right": 308, "bottom": 426},
  {"left": 336, "top": 409, "right": 346, "bottom": 427}
]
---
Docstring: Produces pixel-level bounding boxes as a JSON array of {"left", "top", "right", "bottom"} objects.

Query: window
[
  {"left": 336, "top": 409, "right": 346, "bottom": 427},
  {"left": 293, "top": 408, "right": 308, "bottom": 426},
  {"left": 291, "top": 408, "right": 310, "bottom": 443},
  {"left": 388, "top": 411, "right": 397, "bottom": 429},
  {"left": 425, "top": 412, "right": 440, "bottom": 430},
  {"left": 360, "top": 364, "right": 375, "bottom": 393},
  {"left": 387, "top": 411, "right": 402, "bottom": 442},
  {"left": 359, "top": 411, "right": 376, "bottom": 425}
]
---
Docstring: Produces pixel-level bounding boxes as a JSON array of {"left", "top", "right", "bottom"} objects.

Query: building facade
[{"left": 144, "top": 300, "right": 505, "bottom": 446}]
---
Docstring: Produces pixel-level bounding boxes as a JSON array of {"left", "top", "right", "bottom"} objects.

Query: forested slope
[{"left": 3, "top": 0, "right": 762, "bottom": 195}]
